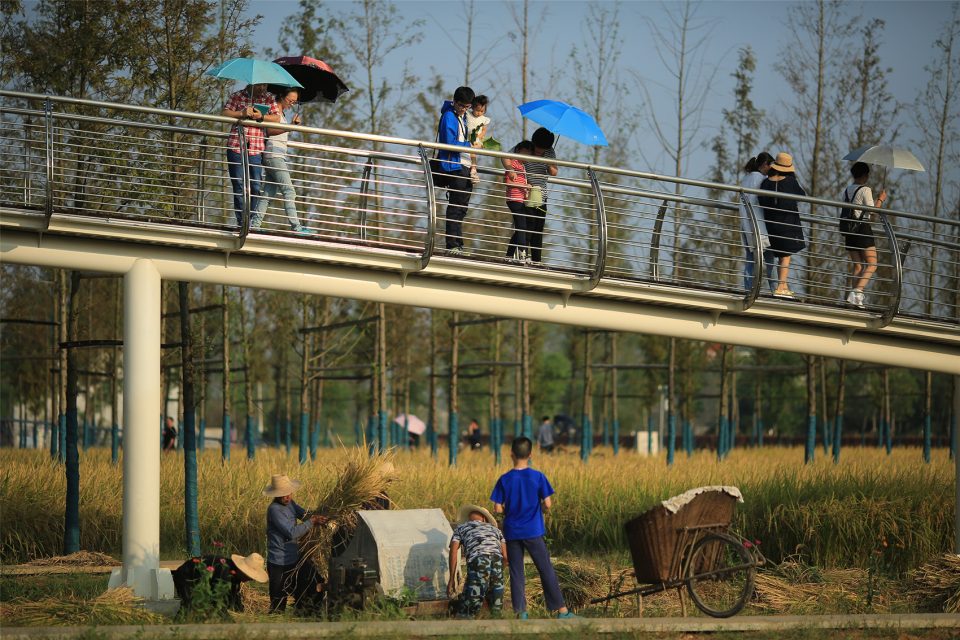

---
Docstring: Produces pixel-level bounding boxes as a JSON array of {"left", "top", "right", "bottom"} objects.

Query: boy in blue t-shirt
[{"left": 490, "top": 437, "right": 575, "bottom": 619}]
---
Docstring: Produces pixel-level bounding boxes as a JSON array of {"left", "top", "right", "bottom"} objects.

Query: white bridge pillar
[{"left": 108, "top": 259, "right": 174, "bottom": 600}]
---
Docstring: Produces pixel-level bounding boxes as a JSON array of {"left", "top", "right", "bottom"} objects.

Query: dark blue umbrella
[{"left": 518, "top": 100, "right": 608, "bottom": 146}]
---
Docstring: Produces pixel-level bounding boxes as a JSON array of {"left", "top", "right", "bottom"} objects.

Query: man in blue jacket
[{"left": 433, "top": 86, "right": 481, "bottom": 254}]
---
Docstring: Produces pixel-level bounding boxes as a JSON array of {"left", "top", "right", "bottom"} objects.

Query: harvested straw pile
[
  {"left": 909, "top": 553, "right": 960, "bottom": 613},
  {"left": 299, "top": 452, "right": 397, "bottom": 578},
  {"left": 753, "top": 560, "right": 874, "bottom": 614},
  {"left": 26, "top": 551, "right": 116, "bottom": 567},
  {"left": 237, "top": 586, "right": 272, "bottom": 616},
  {"left": 526, "top": 557, "right": 608, "bottom": 609},
  {"left": 0, "top": 587, "right": 164, "bottom": 626}
]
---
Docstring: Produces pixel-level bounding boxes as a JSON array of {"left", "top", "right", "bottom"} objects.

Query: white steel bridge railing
[{"left": 1, "top": 90, "right": 958, "bottom": 332}]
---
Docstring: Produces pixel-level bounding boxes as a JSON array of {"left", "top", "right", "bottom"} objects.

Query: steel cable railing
[{"left": 0, "top": 90, "right": 957, "bottom": 328}]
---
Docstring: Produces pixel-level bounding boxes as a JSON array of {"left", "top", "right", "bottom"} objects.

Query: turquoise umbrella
[{"left": 206, "top": 57, "right": 303, "bottom": 88}]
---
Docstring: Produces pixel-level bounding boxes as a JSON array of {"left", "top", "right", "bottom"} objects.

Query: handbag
[
  {"left": 839, "top": 185, "right": 869, "bottom": 236},
  {"left": 525, "top": 185, "right": 543, "bottom": 208}
]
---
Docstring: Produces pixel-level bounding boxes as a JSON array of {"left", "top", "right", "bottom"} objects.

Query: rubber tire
[{"left": 685, "top": 532, "right": 755, "bottom": 618}]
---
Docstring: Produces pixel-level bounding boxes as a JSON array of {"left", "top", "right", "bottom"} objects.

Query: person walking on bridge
[
  {"left": 758, "top": 152, "right": 807, "bottom": 298},
  {"left": 431, "top": 86, "right": 482, "bottom": 255},
  {"left": 222, "top": 84, "right": 281, "bottom": 228},
  {"left": 254, "top": 87, "right": 308, "bottom": 234}
]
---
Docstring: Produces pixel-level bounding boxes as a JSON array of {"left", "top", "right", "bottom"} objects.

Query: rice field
[{"left": 0, "top": 445, "right": 953, "bottom": 577}]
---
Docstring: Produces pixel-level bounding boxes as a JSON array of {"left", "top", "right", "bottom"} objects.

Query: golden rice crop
[
  {"left": 0, "top": 445, "right": 952, "bottom": 576},
  {"left": 0, "top": 586, "right": 164, "bottom": 626}
]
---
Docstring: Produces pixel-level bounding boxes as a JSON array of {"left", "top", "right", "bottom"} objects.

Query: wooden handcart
[{"left": 591, "top": 486, "right": 764, "bottom": 618}]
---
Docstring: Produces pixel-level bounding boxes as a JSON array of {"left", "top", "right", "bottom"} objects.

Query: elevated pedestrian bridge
[{"left": 1, "top": 91, "right": 958, "bottom": 373}]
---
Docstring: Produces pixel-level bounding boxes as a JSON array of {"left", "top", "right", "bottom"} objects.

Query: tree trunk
[
  {"left": 805, "top": 356, "right": 817, "bottom": 464},
  {"left": 833, "top": 360, "right": 846, "bottom": 463},
  {"left": 580, "top": 330, "right": 593, "bottom": 461},
  {"left": 449, "top": 312, "right": 460, "bottom": 466},
  {"left": 221, "top": 286, "right": 231, "bottom": 462},
  {"left": 718, "top": 344, "right": 730, "bottom": 460},
  {"left": 239, "top": 289, "right": 256, "bottom": 459},
  {"left": 179, "top": 281, "right": 200, "bottom": 556},
  {"left": 63, "top": 271, "right": 81, "bottom": 554}
]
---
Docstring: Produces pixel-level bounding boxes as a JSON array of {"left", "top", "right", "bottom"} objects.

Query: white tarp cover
[
  {"left": 353, "top": 508, "right": 453, "bottom": 600},
  {"left": 660, "top": 486, "right": 743, "bottom": 514}
]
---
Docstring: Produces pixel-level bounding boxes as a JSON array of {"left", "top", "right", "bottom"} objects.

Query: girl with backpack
[{"left": 839, "top": 162, "right": 887, "bottom": 309}]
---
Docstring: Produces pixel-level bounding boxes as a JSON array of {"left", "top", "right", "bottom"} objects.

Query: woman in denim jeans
[{"left": 255, "top": 87, "right": 309, "bottom": 233}]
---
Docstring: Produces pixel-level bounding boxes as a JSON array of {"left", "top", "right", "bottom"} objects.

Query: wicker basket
[{"left": 625, "top": 488, "right": 740, "bottom": 584}]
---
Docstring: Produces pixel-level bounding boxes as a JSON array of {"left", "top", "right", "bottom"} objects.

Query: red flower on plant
[
  {"left": 743, "top": 540, "right": 754, "bottom": 549},
  {"left": 212, "top": 541, "right": 225, "bottom": 548},
  {"left": 754, "top": 540, "right": 761, "bottom": 546},
  {"left": 206, "top": 566, "right": 215, "bottom": 572},
  {"left": 229, "top": 569, "right": 237, "bottom": 576},
  {"left": 220, "top": 558, "right": 227, "bottom": 564},
  {"left": 192, "top": 558, "right": 201, "bottom": 564}
]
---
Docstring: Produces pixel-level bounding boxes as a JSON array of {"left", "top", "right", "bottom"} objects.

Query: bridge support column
[{"left": 108, "top": 260, "right": 174, "bottom": 601}]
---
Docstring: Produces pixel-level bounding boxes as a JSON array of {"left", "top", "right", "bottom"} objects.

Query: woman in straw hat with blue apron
[{"left": 264, "top": 473, "right": 326, "bottom": 613}]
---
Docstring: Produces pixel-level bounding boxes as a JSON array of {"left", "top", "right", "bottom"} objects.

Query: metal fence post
[
  {"left": 585, "top": 168, "right": 608, "bottom": 290},
  {"left": 419, "top": 146, "right": 437, "bottom": 270}
]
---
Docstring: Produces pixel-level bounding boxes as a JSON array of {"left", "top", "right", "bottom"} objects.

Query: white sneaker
[
  {"left": 846, "top": 290, "right": 865, "bottom": 309},
  {"left": 448, "top": 246, "right": 463, "bottom": 256},
  {"left": 855, "top": 290, "right": 865, "bottom": 309}
]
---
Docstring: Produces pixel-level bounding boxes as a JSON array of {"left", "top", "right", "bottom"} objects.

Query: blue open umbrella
[
  {"left": 206, "top": 57, "right": 303, "bottom": 88},
  {"left": 518, "top": 100, "right": 608, "bottom": 146}
]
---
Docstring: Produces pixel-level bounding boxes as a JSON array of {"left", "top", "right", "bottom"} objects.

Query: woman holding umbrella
[
  {"left": 221, "top": 84, "right": 281, "bottom": 227},
  {"left": 839, "top": 162, "right": 887, "bottom": 309},
  {"left": 255, "top": 87, "right": 308, "bottom": 233}
]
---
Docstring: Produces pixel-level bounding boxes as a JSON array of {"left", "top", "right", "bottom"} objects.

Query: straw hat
[
  {"left": 770, "top": 152, "right": 796, "bottom": 173},
  {"left": 262, "top": 474, "right": 302, "bottom": 497},
  {"left": 230, "top": 552, "right": 269, "bottom": 583},
  {"left": 458, "top": 504, "right": 498, "bottom": 527}
]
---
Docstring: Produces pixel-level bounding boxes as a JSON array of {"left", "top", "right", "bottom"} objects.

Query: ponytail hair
[{"left": 744, "top": 151, "right": 775, "bottom": 173}]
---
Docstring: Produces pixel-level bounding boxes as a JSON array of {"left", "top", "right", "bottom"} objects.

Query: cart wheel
[{"left": 684, "top": 532, "right": 755, "bottom": 618}]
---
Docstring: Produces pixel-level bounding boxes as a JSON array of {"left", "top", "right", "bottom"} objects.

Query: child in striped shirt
[
  {"left": 505, "top": 140, "right": 534, "bottom": 262},
  {"left": 447, "top": 504, "right": 507, "bottom": 617}
]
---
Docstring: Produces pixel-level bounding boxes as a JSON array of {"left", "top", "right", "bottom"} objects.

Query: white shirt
[
  {"left": 739, "top": 171, "right": 770, "bottom": 247},
  {"left": 264, "top": 111, "right": 291, "bottom": 158},
  {"left": 841, "top": 184, "right": 875, "bottom": 220}
]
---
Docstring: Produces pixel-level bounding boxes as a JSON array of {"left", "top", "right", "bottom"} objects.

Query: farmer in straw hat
[
  {"left": 171, "top": 551, "right": 268, "bottom": 613},
  {"left": 447, "top": 504, "right": 507, "bottom": 617},
  {"left": 264, "top": 473, "right": 327, "bottom": 613}
]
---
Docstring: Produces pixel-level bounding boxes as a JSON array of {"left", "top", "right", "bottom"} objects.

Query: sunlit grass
[{"left": 0, "top": 445, "right": 952, "bottom": 575}]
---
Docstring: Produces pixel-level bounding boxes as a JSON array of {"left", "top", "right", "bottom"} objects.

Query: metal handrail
[
  {"left": 2, "top": 90, "right": 958, "bottom": 328},
  {"left": 586, "top": 168, "right": 607, "bottom": 291},
  {"left": 877, "top": 211, "right": 904, "bottom": 328},
  {"left": 236, "top": 126, "right": 250, "bottom": 249},
  {"left": 43, "top": 98, "right": 53, "bottom": 226},
  {"left": 417, "top": 145, "right": 436, "bottom": 271},
  {"left": 358, "top": 158, "right": 374, "bottom": 242},
  {"left": 4, "top": 90, "right": 947, "bottom": 228},
  {"left": 741, "top": 195, "right": 764, "bottom": 310}
]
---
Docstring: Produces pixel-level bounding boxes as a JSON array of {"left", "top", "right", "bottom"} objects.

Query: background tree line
[{"left": 1, "top": 0, "right": 957, "bottom": 452}]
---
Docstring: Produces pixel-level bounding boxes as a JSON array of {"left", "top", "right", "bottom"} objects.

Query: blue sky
[{"left": 246, "top": 1, "right": 956, "bottom": 186}]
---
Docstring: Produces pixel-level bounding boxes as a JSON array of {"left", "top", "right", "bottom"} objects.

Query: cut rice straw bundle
[
  {"left": 26, "top": 551, "right": 116, "bottom": 567},
  {"left": 909, "top": 553, "right": 960, "bottom": 613},
  {"left": 0, "top": 586, "right": 164, "bottom": 626},
  {"left": 298, "top": 451, "right": 397, "bottom": 578}
]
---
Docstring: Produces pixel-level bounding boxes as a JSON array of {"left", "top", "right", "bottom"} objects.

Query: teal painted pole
[
  {"left": 403, "top": 415, "right": 410, "bottom": 451},
  {"left": 427, "top": 417, "right": 437, "bottom": 458},
  {"left": 758, "top": 418, "right": 764, "bottom": 447},
  {"left": 449, "top": 412, "right": 458, "bottom": 466},
  {"left": 612, "top": 419, "right": 620, "bottom": 455},
  {"left": 832, "top": 415, "right": 842, "bottom": 464},
  {"left": 923, "top": 414, "right": 931, "bottom": 464},
  {"left": 111, "top": 422, "right": 119, "bottom": 464},
  {"left": 666, "top": 413, "right": 676, "bottom": 466},
  {"left": 493, "top": 418, "right": 502, "bottom": 465},
  {"left": 717, "top": 416, "right": 728, "bottom": 461},
  {"left": 822, "top": 413, "right": 830, "bottom": 455},
  {"left": 884, "top": 418, "right": 892, "bottom": 455},
  {"left": 804, "top": 415, "right": 816, "bottom": 464},
  {"left": 602, "top": 419, "right": 609, "bottom": 447},
  {"left": 64, "top": 405, "right": 79, "bottom": 553},
  {"left": 183, "top": 407, "right": 200, "bottom": 556},
  {"left": 32, "top": 421, "right": 38, "bottom": 450},
  {"left": 50, "top": 414, "right": 61, "bottom": 460},
  {"left": 299, "top": 412, "right": 308, "bottom": 465},
  {"left": 81, "top": 419, "right": 89, "bottom": 451},
  {"left": 198, "top": 418, "right": 206, "bottom": 451},
  {"left": 580, "top": 414, "right": 589, "bottom": 462},
  {"left": 310, "top": 421, "right": 319, "bottom": 458},
  {"left": 647, "top": 421, "right": 652, "bottom": 455},
  {"left": 176, "top": 420, "right": 183, "bottom": 450},
  {"left": 246, "top": 415, "right": 256, "bottom": 460},
  {"left": 377, "top": 410, "right": 387, "bottom": 453},
  {"left": 284, "top": 418, "right": 292, "bottom": 455},
  {"left": 59, "top": 414, "right": 66, "bottom": 463},
  {"left": 222, "top": 414, "right": 231, "bottom": 462},
  {"left": 354, "top": 420, "right": 362, "bottom": 446}
]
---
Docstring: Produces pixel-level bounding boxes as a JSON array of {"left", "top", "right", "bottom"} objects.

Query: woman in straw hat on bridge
[{"left": 264, "top": 473, "right": 327, "bottom": 613}]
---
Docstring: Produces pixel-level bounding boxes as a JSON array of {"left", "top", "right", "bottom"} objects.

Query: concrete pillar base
[{"left": 108, "top": 566, "right": 175, "bottom": 601}]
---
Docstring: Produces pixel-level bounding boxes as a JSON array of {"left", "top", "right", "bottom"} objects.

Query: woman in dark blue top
[{"left": 758, "top": 152, "right": 807, "bottom": 298}]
